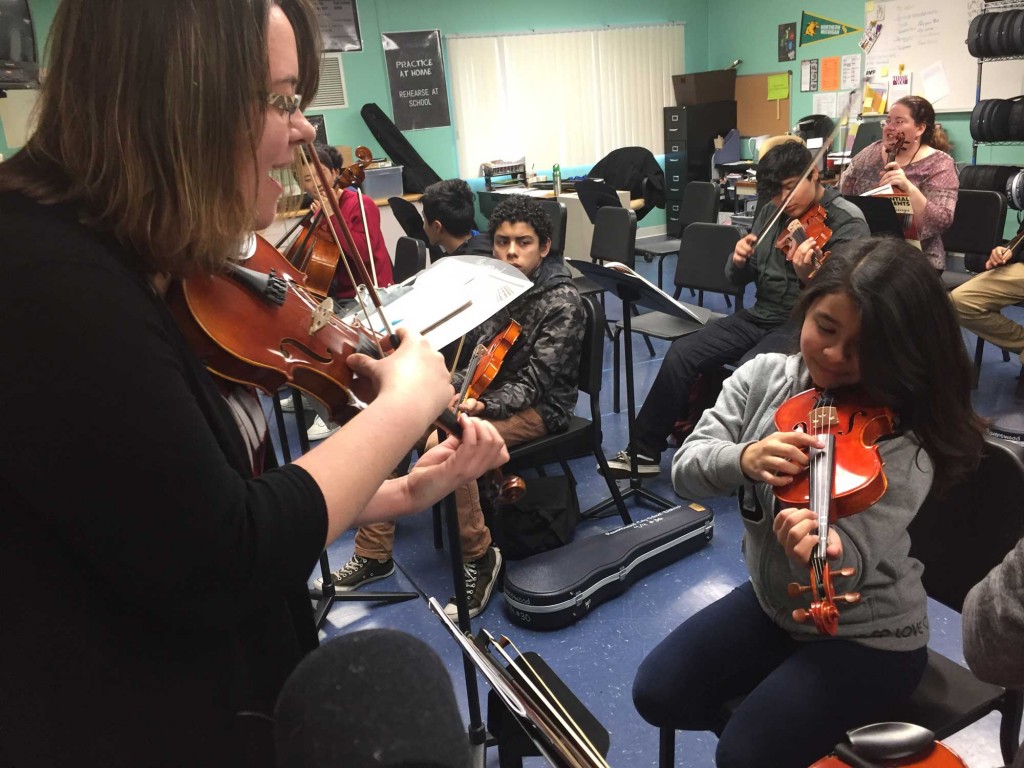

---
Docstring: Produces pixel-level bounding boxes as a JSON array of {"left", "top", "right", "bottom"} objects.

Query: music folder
[{"left": 842, "top": 194, "right": 906, "bottom": 239}]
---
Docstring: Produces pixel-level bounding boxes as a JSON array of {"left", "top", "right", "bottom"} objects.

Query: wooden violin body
[
  {"left": 774, "top": 388, "right": 895, "bottom": 635},
  {"left": 169, "top": 233, "right": 381, "bottom": 424},
  {"left": 775, "top": 203, "right": 833, "bottom": 276},
  {"left": 810, "top": 741, "right": 967, "bottom": 768}
]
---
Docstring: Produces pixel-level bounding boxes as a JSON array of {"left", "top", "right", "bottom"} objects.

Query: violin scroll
[{"left": 885, "top": 131, "right": 907, "bottom": 165}]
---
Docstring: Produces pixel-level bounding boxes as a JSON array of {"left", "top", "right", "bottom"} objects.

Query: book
[{"left": 859, "top": 186, "right": 921, "bottom": 249}]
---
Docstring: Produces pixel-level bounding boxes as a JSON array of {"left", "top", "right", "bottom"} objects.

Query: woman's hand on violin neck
[
  {"left": 740, "top": 431, "right": 824, "bottom": 486},
  {"left": 733, "top": 233, "right": 758, "bottom": 267},
  {"left": 406, "top": 416, "right": 509, "bottom": 506},
  {"left": 347, "top": 327, "right": 454, "bottom": 428},
  {"left": 457, "top": 397, "right": 486, "bottom": 416},
  {"left": 773, "top": 507, "right": 844, "bottom": 565}
]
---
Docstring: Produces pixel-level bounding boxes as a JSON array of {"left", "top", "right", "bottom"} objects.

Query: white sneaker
[
  {"left": 280, "top": 394, "right": 296, "bottom": 412},
  {"left": 307, "top": 415, "right": 339, "bottom": 441}
]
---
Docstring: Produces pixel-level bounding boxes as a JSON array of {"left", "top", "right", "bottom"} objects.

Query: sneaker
[
  {"left": 314, "top": 555, "right": 395, "bottom": 593},
  {"left": 307, "top": 415, "right": 339, "bottom": 441},
  {"left": 280, "top": 394, "right": 296, "bottom": 412},
  {"left": 444, "top": 546, "right": 503, "bottom": 620},
  {"left": 600, "top": 447, "right": 661, "bottom": 479}
]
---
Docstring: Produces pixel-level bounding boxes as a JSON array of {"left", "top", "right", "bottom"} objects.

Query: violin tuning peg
[
  {"left": 834, "top": 566, "right": 857, "bottom": 579},
  {"left": 837, "top": 591, "right": 862, "bottom": 605},
  {"left": 787, "top": 582, "right": 811, "bottom": 598},
  {"left": 792, "top": 608, "right": 810, "bottom": 623}
]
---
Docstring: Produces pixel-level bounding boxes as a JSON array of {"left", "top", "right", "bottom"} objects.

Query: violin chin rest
[{"left": 846, "top": 721, "right": 935, "bottom": 760}]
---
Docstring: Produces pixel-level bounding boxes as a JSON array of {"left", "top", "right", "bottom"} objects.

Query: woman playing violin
[
  {"left": 292, "top": 142, "right": 394, "bottom": 303},
  {"left": 840, "top": 96, "right": 958, "bottom": 272},
  {"left": 633, "top": 239, "right": 985, "bottom": 768},
  {"left": 0, "top": 2, "right": 506, "bottom": 766}
]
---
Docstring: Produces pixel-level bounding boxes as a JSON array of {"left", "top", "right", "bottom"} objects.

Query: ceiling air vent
[{"left": 307, "top": 53, "right": 347, "bottom": 110}]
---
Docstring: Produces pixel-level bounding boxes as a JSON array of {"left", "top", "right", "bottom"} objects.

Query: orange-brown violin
[
  {"left": 774, "top": 388, "right": 895, "bottom": 635},
  {"left": 775, "top": 202, "right": 833, "bottom": 277}
]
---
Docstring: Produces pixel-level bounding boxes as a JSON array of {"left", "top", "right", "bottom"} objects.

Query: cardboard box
[
  {"left": 361, "top": 166, "right": 404, "bottom": 200},
  {"left": 672, "top": 69, "right": 736, "bottom": 106}
]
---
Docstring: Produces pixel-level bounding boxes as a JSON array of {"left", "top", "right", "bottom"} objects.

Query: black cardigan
[{"left": 0, "top": 193, "right": 328, "bottom": 767}]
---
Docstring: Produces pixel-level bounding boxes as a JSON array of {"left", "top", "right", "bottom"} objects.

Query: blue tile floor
[{"left": 269, "top": 251, "right": 1024, "bottom": 767}]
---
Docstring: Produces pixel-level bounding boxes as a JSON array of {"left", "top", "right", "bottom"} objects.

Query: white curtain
[{"left": 448, "top": 24, "right": 684, "bottom": 178}]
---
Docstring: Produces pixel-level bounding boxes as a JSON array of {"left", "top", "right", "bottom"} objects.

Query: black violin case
[{"left": 502, "top": 503, "right": 714, "bottom": 630}]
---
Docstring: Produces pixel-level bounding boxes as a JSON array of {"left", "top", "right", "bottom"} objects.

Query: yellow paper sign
[{"left": 767, "top": 73, "right": 789, "bottom": 100}]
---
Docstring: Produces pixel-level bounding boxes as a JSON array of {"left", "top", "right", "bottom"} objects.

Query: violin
[
  {"left": 458, "top": 321, "right": 527, "bottom": 504},
  {"left": 773, "top": 388, "right": 895, "bottom": 635},
  {"left": 885, "top": 130, "right": 907, "bottom": 166},
  {"left": 809, "top": 742, "right": 967, "bottom": 768},
  {"left": 774, "top": 202, "right": 833, "bottom": 277},
  {"left": 282, "top": 146, "right": 373, "bottom": 297}
]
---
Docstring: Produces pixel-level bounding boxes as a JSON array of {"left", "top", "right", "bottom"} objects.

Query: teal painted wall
[{"left": 0, "top": 0, "right": 57, "bottom": 159}]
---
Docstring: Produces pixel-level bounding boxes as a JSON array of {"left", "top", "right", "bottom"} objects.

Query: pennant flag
[{"left": 800, "top": 11, "right": 862, "bottom": 45}]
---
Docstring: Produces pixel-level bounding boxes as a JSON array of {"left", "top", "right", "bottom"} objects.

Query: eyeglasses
[
  {"left": 266, "top": 92, "right": 302, "bottom": 116},
  {"left": 881, "top": 117, "right": 912, "bottom": 128}
]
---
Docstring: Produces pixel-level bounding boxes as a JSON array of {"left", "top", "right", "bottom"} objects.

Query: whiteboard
[{"left": 864, "top": 0, "right": 1024, "bottom": 112}]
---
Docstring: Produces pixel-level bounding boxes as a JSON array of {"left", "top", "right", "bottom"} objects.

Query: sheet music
[{"left": 580, "top": 260, "right": 714, "bottom": 325}]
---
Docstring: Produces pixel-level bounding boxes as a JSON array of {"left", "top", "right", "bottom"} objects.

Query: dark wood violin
[
  {"left": 282, "top": 146, "right": 373, "bottom": 297},
  {"left": 774, "top": 202, "right": 833, "bottom": 278},
  {"left": 885, "top": 130, "right": 907, "bottom": 166},
  {"left": 457, "top": 320, "right": 526, "bottom": 504},
  {"left": 773, "top": 388, "right": 895, "bottom": 635}
]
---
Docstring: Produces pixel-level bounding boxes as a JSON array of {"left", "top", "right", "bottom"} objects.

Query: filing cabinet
[{"left": 663, "top": 101, "right": 736, "bottom": 228}]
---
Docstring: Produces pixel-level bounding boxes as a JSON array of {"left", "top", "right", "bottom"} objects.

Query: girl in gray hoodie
[{"left": 633, "top": 238, "right": 986, "bottom": 768}]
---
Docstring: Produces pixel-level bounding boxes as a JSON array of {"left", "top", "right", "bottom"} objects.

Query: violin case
[{"left": 502, "top": 503, "right": 714, "bottom": 630}]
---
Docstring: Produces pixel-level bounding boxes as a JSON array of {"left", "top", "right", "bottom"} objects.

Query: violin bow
[
  {"left": 302, "top": 145, "right": 397, "bottom": 352},
  {"left": 754, "top": 88, "right": 861, "bottom": 244}
]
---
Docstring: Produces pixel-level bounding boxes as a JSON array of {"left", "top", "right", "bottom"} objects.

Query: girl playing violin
[
  {"left": 0, "top": 2, "right": 506, "bottom": 766},
  {"left": 840, "top": 96, "right": 958, "bottom": 272},
  {"left": 633, "top": 238, "right": 985, "bottom": 768}
]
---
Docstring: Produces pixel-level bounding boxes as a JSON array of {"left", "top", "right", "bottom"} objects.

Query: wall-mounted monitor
[{"left": 0, "top": 0, "right": 39, "bottom": 90}]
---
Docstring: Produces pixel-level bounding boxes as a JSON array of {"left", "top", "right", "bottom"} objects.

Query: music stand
[
  {"left": 569, "top": 260, "right": 711, "bottom": 514},
  {"left": 842, "top": 195, "right": 906, "bottom": 238},
  {"left": 273, "top": 388, "right": 418, "bottom": 631}
]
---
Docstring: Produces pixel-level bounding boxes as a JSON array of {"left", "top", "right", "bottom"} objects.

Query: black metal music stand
[
  {"left": 272, "top": 388, "right": 418, "bottom": 631},
  {"left": 568, "top": 260, "right": 711, "bottom": 514}
]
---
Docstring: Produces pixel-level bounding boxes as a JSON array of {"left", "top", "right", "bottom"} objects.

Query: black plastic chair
[
  {"left": 536, "top": 200, "right": 567, "bottom": 258},
  {"left": 638, "top": 181, "right": 721, "bottom": 290},
  {"left": 504, "top": 293, "right": 630, "bottom": 525},
  {"left": 387, "top": 195, "right": 429, "bottom": 246},
  {"left": 612, "top": 223, "right": 743, "bottom": 412},
  {"left": 656, "top": 433, "right": 1024, "bottom": 768},
  {"left": 392, "top": 236, "right": 427, "bottom": 283},
  {"left": 589, "top": 207, "right": 652, "bottom": 352}
]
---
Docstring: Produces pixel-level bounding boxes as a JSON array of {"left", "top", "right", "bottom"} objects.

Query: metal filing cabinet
[{"left": 663, "top": 101, "right": 736, "bottom": 230}]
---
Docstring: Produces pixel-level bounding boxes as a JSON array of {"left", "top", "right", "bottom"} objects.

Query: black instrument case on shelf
[{"left": 502, "top": 503, "right": 714, "bottom": 630}]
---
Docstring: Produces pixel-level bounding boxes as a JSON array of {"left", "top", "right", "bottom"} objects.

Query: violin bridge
[{"left": 309, "top": 297, "right": 335, "bottom": 334}]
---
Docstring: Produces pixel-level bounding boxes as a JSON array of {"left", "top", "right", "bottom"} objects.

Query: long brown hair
[
  {"left": 795, "top": 238, "right": 985, "bottom": 494},
  {"left": 0, "top": 0, "right": 320, "bottom": 277},
  {"left": 894, "top": 95, "right": 952, "bottom": 154}
]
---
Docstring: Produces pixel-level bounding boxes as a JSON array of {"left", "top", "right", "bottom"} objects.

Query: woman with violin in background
[
  {"left": 951, "top": 219, "right": 1024, "bottom": 400},
  {"left": 606, "top": 137, "right": 869, "bottom": 480},
  {"left": 0, "top": 2, "right": 506, "bottom": 766},
  {"left": 840, "top": 96, "right": 958, "bottom": 272},
  {"left": 633, "top": 238, "right": 986, "bottom": 768},
  {"left": 328, "top": 195, "right": 585, "bottom": 622}
]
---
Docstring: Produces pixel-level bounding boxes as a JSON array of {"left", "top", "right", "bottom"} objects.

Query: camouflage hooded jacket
[{"left": 453, "top": 255, "right": 585, "bottom": 432}]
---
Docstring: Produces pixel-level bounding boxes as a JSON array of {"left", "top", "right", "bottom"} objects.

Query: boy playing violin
[
  {"left": 321, "top": 195, "right": 585, "bottom": 620},
  {"left": 633, "top": 238, "right": 986, "bottom": 768},
  {"left": 606, "top": 137, "right": 869, "bottom": 480}
]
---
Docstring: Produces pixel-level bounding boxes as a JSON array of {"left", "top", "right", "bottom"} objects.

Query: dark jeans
[
  {"left": 632, "top": 310, "right": 798, "bottom": 456},
  {"left": 632, "top": 582, "right": 927, "bottom": 768}
]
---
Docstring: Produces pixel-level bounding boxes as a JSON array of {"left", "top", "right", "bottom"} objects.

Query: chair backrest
[
  {"left": 477, "top": 190, "right": 502, "bottom": 221},
  {"left": 943, "top": 189, "right": 1008, "bottom": 258},
  {"left": 577, "top": 293, "right": 606, "bottom": 401},
  {"left": 536, "top": 200, "right": 568, "bottom": 258},
  {"left": 850, "top": 119, "right": 883, "bottom": 158},
  {"left": 673, "top": 222, "right": 744, "bottom": 300},
  {"left": 392, "top": 236, "right": 427, "bottom": 283},
  {"left": 671, "top": 181, "right": 721, "bottom": 237},
  {"left": 908, "top": 434, "right": 1024, "bottom": 612},
  {"left": 590, "top": 206, "right": 636, "bottom": 266},
  {"left": 575, "top": 179, "right": 623, "bottom": 224},
  {"left": 387, "top": 196, "right": 429, "bottom": 245}
]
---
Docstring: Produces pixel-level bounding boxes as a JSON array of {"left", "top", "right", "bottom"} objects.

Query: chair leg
[
  {"left": 659, "top": 728, "right": 675, "bottom": 768},
  {"left": 613, "top": 326, "right": 622, "bottom": 413},
  {"left": 630, "top": 305, "right": 657, "bottom": 357},
  {"left": 998, "top": 691, "right": 1024, "bottom": 766},
  {"left": 723, "top": 294, "right": 732, "bottom": 308},
  {"left": 974, "top": 336, "right": 986, "bottom": 389},
  {"left": 432, "top": 503, "right": 443, "bottom": 549}
]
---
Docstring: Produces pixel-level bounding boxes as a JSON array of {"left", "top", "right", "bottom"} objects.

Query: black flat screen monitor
[{"left": 0, "top": 0, "right": 39, "bottom": 89}]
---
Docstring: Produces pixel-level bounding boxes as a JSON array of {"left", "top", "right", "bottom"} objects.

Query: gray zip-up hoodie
[{"left": 672, "top": 353, "right": 933, "bottom": 652}]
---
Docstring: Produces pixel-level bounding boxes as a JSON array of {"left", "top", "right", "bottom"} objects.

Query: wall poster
[
  {"left": 382, "top": 30, "right": 451, "bottom": 131},
  {"left": 314, "top": 0, "right": 362, "bottom": 52}
]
